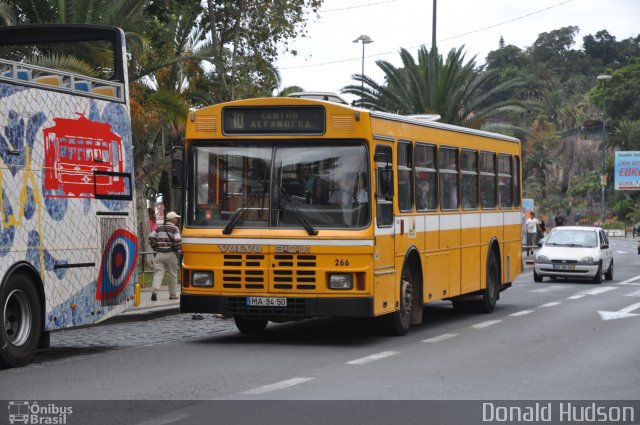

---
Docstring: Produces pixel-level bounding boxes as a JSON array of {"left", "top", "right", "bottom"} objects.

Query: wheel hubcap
[{"left": 3, "top": 289, "right": 32, "bottom": 346}]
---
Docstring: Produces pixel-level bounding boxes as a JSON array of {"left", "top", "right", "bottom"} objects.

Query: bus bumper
[{"left": 180, "top": 294, "right": 374, "bottom": 318}]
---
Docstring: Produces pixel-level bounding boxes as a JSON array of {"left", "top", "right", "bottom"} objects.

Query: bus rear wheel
[
  {"left": 0, "top": 272, "right": 42, "bottom": 368},
  {"left": 234, "top": 316, "right": 268, "bottom": 335},
  {"left": 384, "top": 270, "right": 413, "bottom": 336}
]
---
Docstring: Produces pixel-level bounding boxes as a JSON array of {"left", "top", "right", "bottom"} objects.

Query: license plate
[
  {"left": 553, "top": 264, "right": 575, "bottom": 271},
  {"left": 247, "top": 297, "right": 287, "bottom": 307}
]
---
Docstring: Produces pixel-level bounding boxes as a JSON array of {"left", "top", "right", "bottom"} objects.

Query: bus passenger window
[
  {"left": 480, "top": 152, "right": 497, "bottom": 208},
  {"left": 397, "top": 141, "right": 413, "bottom": 212},
  {"left": 498, "top": 154, "right": 513, "bottom": 208},
  {"left": 461, "top": 150, "right": 478, "bottom": 209},
  {"left": 415, "top": 143, "right": 437, "bottom": 211},
  {"left": 439, "top": 147, "right": 459, "bottom": 210}
]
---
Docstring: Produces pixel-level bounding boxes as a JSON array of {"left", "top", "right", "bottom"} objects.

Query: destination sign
[{"left": 222, "top": 106, "right": 325, "bottom": 135}]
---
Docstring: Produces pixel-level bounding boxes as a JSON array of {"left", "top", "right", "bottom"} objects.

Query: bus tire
[
  {"left": 0, "top": 272, "right": 43, "bottom": 368},
  {"left": 234, "top": 316, "right": 268, "bottom": 335},
  {"left": 384, "top": 269, "right": 413, "bottom": 336},
  {"left": 475, "top": 251, "right": 499, "bottom": 314}
]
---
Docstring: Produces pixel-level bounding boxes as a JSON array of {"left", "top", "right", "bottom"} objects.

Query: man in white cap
[{"left": 149, "top": 211, "right": 182, "bottom": 301}]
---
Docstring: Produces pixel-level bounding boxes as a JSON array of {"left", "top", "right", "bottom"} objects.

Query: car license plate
[
  {"left": 553, "top": 264, "right": 575, "bottom": 271},
  {"left": 247, "top": 297, "right": 287, "bottom": 307}
]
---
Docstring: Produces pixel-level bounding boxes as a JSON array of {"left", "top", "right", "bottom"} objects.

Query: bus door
[{"left": 373, "top": 145, "right": 396, "bottom": 316}]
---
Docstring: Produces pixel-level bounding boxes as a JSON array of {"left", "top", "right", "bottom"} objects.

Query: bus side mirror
[{"left": 171, "top": 146, "right": 183, "bottom": 188}]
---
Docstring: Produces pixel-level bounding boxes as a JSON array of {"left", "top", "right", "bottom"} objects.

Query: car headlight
[
  {"left": 192, "top": 271, "right": 214, "bottom": 287},
  {"left": 328, "top": 274, "right": 352, "bottom": 290},
  {"left": 578, "top": 256, "right": 595, "bottom": 265},
  {"left": 535, "top": 254, "right": 549, "bottom": 263}
]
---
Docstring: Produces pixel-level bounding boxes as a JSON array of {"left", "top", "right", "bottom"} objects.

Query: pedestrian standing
[
  {"left": 149, "top": 211, "right": 182, "bottom": 301},
  {"left": 554, "top": 211, "right": 565, "bottom": 227},
  {"left": 525, "top": 211, "right": 538, "bottom": 256}
]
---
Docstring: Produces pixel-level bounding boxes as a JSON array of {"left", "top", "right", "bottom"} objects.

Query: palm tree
[
  {"left": 609, "top": 119, "right": 640, "bottom": 151},
  {"left": 341, "top": 45, "right": 527, "bottom": 130}
]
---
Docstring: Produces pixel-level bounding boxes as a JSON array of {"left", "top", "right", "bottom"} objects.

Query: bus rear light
[
  {"left": 192, "top": 271, "right": 214, "bottom": 287},
  {"left": 328, "top": 274, "right": 352, "bottom": 290},
  {"left": 356, "top": 272, "right": 366, "bottom": 291}
]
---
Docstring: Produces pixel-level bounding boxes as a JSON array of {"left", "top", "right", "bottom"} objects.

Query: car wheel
[
  {"left": 604, "top": 259, "right": 614, "bottom": 281},
  {"left": 592, "top": 261, "right": 602, "bottom": 284},
  {"left": 533, "top": 269, "right": 543, "bottom": 282}
]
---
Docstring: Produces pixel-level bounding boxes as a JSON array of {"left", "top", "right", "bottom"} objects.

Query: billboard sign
[{"left": 615, "top": 151, "right": 640, "bottom": 190}]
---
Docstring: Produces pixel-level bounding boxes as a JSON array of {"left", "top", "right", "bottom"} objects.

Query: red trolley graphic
[{"left": 44, "top": 113, "right": 129, "bottom": 198}]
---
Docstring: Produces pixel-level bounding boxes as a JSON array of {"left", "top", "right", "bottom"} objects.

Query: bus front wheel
[
  {"left": 234, "top": 316, "right": 268, "bottom": 335},
  {"left": 0, "top": 272, "right": 42, "bottom": 368},
  {"left": 384, "top": 270, "right": 413, "bottom": 336},
  {"left": 476, "top": 252, "right": 499, "bottom": 314}
]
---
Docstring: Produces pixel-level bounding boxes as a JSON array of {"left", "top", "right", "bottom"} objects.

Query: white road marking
[
  {"left": 625, "top": 289, "right": 640, "bottom": 297},
  {"left": 242, "top": 377, "right": 314, "bottom": 395},
  {"left": 582, "top": 287, "right": 618, "bottom": 295},
  {"left": 530, "top": 286, "right": 564, "bottom": 293},
  {"left": 509, "top": 310, "right": 534, "bottom": 317},
  {"left": 346, "top": 351, "right": 400, "bottom": 365},
  {"left": 539, "top": 302, "right": 561, "bottom": 308},
  {"left": 135, "top": 413, "right": 193, "bottom": 425},
  {"left": 598, "top": 301, "right": 640, "bottom": 321},
  {"left": 471, "top": 320, "right": 502, "bottom": 329},
  {"left": 618, "top": 275, "right": 640, "bottom": 285},
  {"left": 616, "top": 250, "right": 628, "bottom": 254},
  {"left": 422, "top": 333, "right": 459, "bottom": 343},
  {"left": 567, "top": 294, "right": 586, "bottom": 300}
]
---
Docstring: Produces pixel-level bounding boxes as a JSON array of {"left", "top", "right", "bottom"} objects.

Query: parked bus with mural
[
  {"left": 177, "top": 95, "right": 522, "bottom": 335},
  {"left": 0, "top": 25, "right": 137, "bottom": 367}
]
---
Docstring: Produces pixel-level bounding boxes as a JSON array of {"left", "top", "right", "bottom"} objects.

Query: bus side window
[
  {"left": 397, "top": 141, "right": 413, "bottom": 212},
  {"left": 375, "top": 145, "right": 393, "bottom": 227}
]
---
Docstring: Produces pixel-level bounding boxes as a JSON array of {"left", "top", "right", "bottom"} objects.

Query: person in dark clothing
[{"left": 554, "top": 211, "right": 565, "bottom": 227}]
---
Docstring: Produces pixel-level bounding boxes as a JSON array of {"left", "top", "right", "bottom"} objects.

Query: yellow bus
[{"left": 177, "top": 95, "right": 522, "bottom": 335}]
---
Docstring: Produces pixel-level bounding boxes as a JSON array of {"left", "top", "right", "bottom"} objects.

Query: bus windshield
[{"left": 187, "top": 141, "right": 370, "bottom": 230}]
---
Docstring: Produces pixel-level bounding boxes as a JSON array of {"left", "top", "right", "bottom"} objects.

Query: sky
[{"left": 275, "top": 0, "right": 640, "bottom": 103}]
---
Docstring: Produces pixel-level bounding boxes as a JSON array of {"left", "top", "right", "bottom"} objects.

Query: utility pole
[{"left": 432, "top": 0, "right": 437, "bottom": 50}]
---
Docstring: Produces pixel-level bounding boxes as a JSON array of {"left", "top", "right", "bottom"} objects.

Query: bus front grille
[
  {"left": 273, "top": 254, "right": 317, "bottom": 290},
  {"left": 222, "top": 254, "right": 265, "bottom": 289}
]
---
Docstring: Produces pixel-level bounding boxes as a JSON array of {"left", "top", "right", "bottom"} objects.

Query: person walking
[
  {"left": 525, "top": 211, "right": 538, "bottom": 256},
  {"left": 149, "top": 211, "right": 182, "bottom": 301}
]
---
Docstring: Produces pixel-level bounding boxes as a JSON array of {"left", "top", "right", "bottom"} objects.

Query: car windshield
[
  {"left": 545, "top": 230, "right": 598, "bottom": 248},
  {"left": 186, "top": 141, "right": 370, "bottom": 230}
]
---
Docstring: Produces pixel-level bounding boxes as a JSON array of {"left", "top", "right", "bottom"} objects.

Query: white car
[{"left": 533, "top": 226, "right": 613, "bottom": 283}]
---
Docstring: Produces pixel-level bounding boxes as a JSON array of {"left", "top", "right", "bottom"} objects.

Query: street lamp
[
  {"left": 353, "top": 35, "right": 373, "bottom": 93},
  {"left": 597, "top": 74, "right": 612, "bottom": 224}
]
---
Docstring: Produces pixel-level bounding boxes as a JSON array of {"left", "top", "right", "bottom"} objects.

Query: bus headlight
[
  {"left": 192, "top": 271, "right": 214, "bottom": 287},
  {"left": 329, "top": 274, "right": 352, "bottom": 290}
]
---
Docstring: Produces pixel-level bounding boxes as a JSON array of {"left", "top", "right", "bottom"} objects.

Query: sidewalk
[{"left": 106, "top": 285, "right": 180, "bottom": 324}]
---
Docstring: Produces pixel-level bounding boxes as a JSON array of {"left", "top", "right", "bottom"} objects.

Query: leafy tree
[{"left": 341, "top": 45, "right": 527, "bottom": 130}]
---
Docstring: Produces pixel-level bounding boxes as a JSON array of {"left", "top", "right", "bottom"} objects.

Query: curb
[{"left": 102, "top": 305, "right": 181, "bottom": 325}]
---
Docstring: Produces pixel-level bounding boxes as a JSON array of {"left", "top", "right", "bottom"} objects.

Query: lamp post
[
  {"left": 597, "top": 74, "right": 612, "bottom": 225},
  {"left": 353, "top": 35, "right": 373, "bottom": 93}
]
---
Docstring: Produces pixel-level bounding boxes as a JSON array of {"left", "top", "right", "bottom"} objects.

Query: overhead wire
[{"left": 280, "top": 0, "right": 576, "bottom": 70}]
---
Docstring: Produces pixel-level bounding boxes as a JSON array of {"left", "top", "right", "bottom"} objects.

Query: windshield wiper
[
  {"left": 279, "top": 187, "right": 318, "bottom": 236},
  {"left": 223, "top": 190, "right": 264, "bottom": 235}
]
